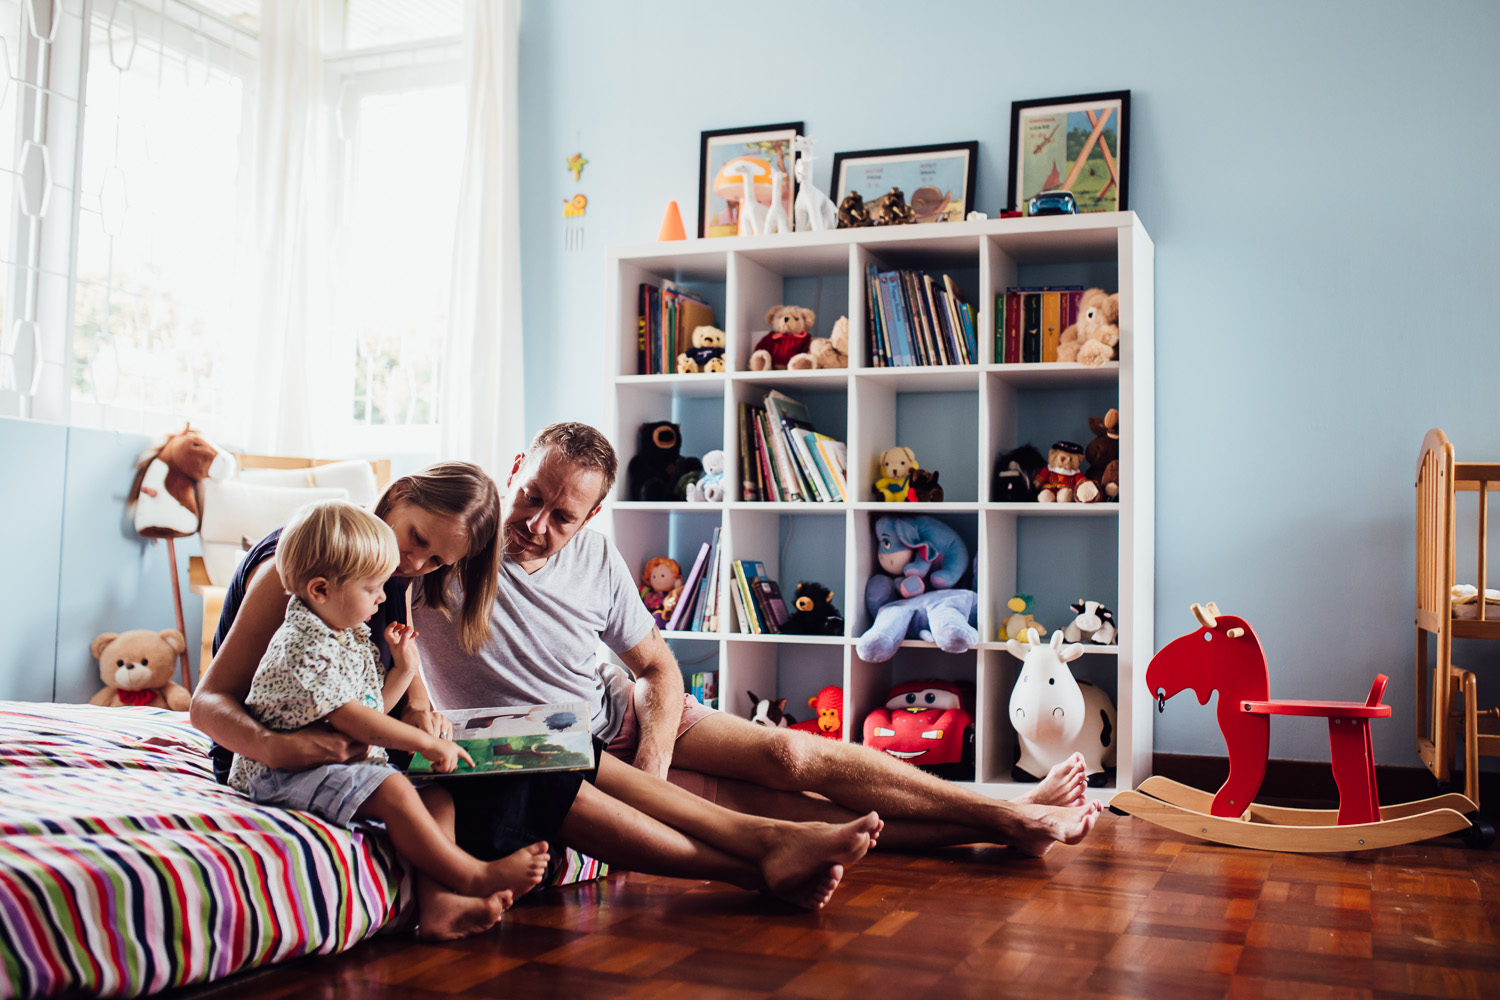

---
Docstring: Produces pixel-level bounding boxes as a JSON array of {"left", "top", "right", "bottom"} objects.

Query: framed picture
[
  {"left": 1006, "top": 91, "right": 1130, "bottom": 215},
  {"left": 829, "top": 141, "right": 977, "bottom": 224},
  {"left": 698, "top": 122, "right": 803, "bottom": 238}
]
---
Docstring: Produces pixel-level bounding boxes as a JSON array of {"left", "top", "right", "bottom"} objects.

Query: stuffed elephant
[
  {"left": 865, "top": 514, "right": 970, "bottom": 617},
  {"left": 855, "top": 589, "right": 979, "bottom": 662}
]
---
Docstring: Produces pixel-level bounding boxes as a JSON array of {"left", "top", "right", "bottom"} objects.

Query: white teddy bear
[{"left": 685, "top": 449, "right": 726, "bottom": 502}]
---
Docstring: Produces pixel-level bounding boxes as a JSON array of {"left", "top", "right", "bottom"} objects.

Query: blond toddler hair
[{"left": 276, "top": 499, "right": 399, "bottom": 600}]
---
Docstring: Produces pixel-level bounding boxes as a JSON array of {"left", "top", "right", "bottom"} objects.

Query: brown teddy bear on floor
[
  {"left": 1057, "top": 288, "right": 1120, "bottom": 367},
  {"left": 89, "top": 629, "right": 190, "bottom": 710}
]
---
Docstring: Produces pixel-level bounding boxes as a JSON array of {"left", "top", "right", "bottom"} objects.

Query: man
[{"left": 416, "top": 422, "right": 1101, "bottom": 854}]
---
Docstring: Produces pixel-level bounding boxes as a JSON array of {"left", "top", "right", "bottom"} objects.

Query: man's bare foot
[
  {"left": 1007, "top": 800, "right": 1104, "bottom": 857},
  {"left": 477, "top": 840, "right": 550, "bottom": 899},
  {"left": 760, "top": 812, "right": 879, "bottom": 909},
  {"left": 1014, "top": 753, "right": 1088, "bottom": 807},
  {"left": 417, "top": 888, "right": 513, "bottom": 941}
]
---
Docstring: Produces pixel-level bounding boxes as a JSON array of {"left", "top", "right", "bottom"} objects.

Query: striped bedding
[{"left": 0, "top": 703, "right": 413, "bottom": 999}]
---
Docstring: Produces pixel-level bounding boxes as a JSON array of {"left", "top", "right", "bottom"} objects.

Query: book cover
[
  {"left": 1022, "top": 291, "right": 1041, "bottom": 363},
  {"left": 766, "top": 390, "right": 828, "bottom": 502},
  {"left": 737, "top": 403, "right": 757, "bottom": 501},
  {"left": 753, "top": 411, "right": 780, "bottom": 502},
  {"left": 920, "top": 273, "right": 952, "bottom": 366},
  {"left": 667, "top": 542, "right": 711, "bottom": 631},
  {"left": 878, "top": 271, "right": 913, "bottom": 367},
  {"left": 1042, "top": 291, "right": 1061, "bottom": 363},
  {"left": 865, "top": 265, "right": 887, "bottom": 366},
  {"left": 637, "top": 283, "right": 649, "bottom": 374},
  {"left": 761, "top": 398, "right": 808, "bottom": 502},
  {"left": 944, "top": 274, "right": 977, "bottom": 364},
  {"left": 751, "top": 577, "right": 790, "bottom": 632},
  {"left": 730, "top": 561, "right": 759, "bottom": 633},
  {"left": 406, "top": 703, "right": 594, "bottom": 777},
  {"left": 815, "top": 436, "right": 849, "bottom": 500},
  {"left": 1003, "top": 290, "right": 1019, "bottom": 363}
]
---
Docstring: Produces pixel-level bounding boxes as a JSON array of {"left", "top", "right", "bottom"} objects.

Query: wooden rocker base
[{"left": 1110, "top": 776, "right": 1479, "bottom": 853}]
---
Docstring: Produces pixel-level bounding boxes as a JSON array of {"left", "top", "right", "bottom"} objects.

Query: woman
[{"left": 192, "top": 462, "right": 880, "bottom": 940}]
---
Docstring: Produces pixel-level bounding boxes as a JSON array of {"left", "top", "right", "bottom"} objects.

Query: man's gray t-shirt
[{"left": 413, "top": 528, "right": 655, "bottom": 741}]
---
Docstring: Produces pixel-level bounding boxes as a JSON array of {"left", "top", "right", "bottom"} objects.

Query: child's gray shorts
[{"left": 247, "top": 762, "right": 399, "bottom": 828}]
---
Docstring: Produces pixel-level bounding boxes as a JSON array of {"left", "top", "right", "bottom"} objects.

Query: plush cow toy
[{"left": 1006, "top": 628, "right": 1117, "bottom": 784}]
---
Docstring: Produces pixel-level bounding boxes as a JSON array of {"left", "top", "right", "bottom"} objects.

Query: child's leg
[
  {"left": 409, "top": 784, "right": 548, "bottom": 942},
  {"left": 355, "top": 773, "right": 544, "bottom": 899}
]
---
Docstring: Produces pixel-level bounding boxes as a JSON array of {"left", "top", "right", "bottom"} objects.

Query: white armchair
[{"left": 188, "top": 456, "right": 390, "bottom": 672}]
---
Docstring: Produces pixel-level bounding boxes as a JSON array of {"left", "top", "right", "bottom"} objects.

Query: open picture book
[{"left": 405, "top": 702, "right": 595, "bottom": 777}]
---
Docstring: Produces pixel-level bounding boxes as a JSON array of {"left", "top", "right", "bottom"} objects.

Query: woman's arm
[
  {"left": 190, "top": 559, "right": 367, "bottom": 770},
  {"left": 393, "top": 582, "right": 449, "bottom": 738}
]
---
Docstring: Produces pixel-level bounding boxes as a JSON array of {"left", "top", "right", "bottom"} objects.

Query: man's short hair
[
  {"left": 528, "top": 422, "right": 618, "bottom": 503},
  {"left": 277, "top": 499, "right": 399, "bottom": 600}
]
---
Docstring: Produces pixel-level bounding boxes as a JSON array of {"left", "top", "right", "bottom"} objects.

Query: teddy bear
[
  {"left": 1057, "top": 288, "right": 1120, "bottom": 367},
  {"left": 676, "top": 325, "right": 726, "bottom": 373},
  {"left": 783, "top": 582, "right": 844, "bottom": 636},
  {"left": 684, "top": 449, "right": 726, "bottom": 502},
  {"left": 1033, "top": 440, "right": 1098, "bottom": 503},
  {"left": 749, "top": 305, "right": 816, "bottom": 370},
  {"left": 626, "top": 421, "right": 702, "bottom": 501},
  {"left": 997, "top": 593, "right": 1046, "bottom": 643},
  {"left": 873, "top": 446, "right": 918, "bottom": 502},
  {"left": 89, "top": 629, "right": 191, "bottom": 710},
  {"left": 1080, "top": 408, "right": 1120, "bottom": 503},
  {"left": 808, "top": 315, "right": 849, "bottom": 369}
]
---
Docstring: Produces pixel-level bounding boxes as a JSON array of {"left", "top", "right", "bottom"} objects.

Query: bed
[{"left": 0, "top": 702, "right": 414, "bottom": 998}]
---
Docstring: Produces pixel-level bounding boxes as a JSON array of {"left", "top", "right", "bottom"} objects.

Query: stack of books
[
  {"left": 637, "top": 280, "right": 714, "bottom": 374},
  {"left": 665, "top": 527, "right": 722, "bottom": 632},
  {"left": 865, "top": 265, "right": 978, "bottom": 367},
  {"left": 995, "top": 286, "right": 1085, "bottom": 364},
  {"left": 729, "top": 560, "right": 790, "bottom": 634},
  {"left": 737, "top": 390, "right": 848, "bottom": 503}
]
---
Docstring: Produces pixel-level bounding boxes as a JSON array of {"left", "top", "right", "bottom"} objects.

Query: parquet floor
[{"left": 175, "top": 811, "right": 1500, "bottom": 999}]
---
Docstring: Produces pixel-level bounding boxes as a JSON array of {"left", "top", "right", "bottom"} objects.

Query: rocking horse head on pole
[
  {"left": 1146, "top": 601, "right": 1269, "bottom": 716},
  {"left": 129, "top": 424, "right": 236, "bottom": 539}
]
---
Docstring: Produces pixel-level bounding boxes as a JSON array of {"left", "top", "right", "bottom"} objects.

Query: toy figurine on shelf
[
  {"left": 836, "top": 190, "right": 872, "bottom": 228},
  {"left": 792, "top": 136, "right": 837, "bottom": 232},
  {"left": 868, "top": 187, "right": 915, "bottom": 226},
  {"left": 640, "top": 557, "right": 682, "bottom": 628}
]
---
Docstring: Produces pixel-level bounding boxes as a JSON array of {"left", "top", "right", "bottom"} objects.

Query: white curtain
[
  {"left": 250, "top": 1, "right": 324, "bottom": 454},
  {"left": 440, "top": 0, "right": 526, "bottom": 476}
]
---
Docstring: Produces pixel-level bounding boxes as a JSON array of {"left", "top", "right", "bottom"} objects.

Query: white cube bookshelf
[{"left": 605, "top": 212, "right": 1154, "bottom": 800}]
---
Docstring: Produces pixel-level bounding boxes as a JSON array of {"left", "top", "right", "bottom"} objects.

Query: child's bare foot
[
  {"left": 1014, "top": 753, "right": 1088, "bottom": 807},
  {"left": 761, "top": 812, "right": 879, "bottom": 909},
  {"left": 417, "top": 888, "right": 513, "bottom": 941},
  {"left": 1008, "top": 800, "right": 1104, "bottom": 857},
  {"left": 479, "top": 840, "right": 550, "bottom": 900}
]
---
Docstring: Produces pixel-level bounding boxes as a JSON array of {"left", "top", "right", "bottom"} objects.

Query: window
[
  {"left": 69, "top": 0, "right": 256, "bottom": 438},
  {"left": 324, "top": 22, "right": 462, "bottom": 454}
]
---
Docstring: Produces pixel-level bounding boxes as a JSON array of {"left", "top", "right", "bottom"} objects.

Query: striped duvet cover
[{"left": 0, "top": 703, "right": 412, "bottom": 999}]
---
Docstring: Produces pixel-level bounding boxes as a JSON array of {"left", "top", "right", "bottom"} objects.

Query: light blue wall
[
  {"left": 517, "top": 0, "right": 1500, "bottom": 764},
  {"left": 0, "top": 417, "right": 202, "bottom": 702}
]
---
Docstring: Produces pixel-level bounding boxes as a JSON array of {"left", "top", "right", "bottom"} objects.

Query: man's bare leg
[
  {"left": 672, "top": 715, "right": 1101, "bottom": 854},
  {"left": 557, "top": 778, "right": 869, "bottom": 909},
  {"left": 593, "top": 752, "right": 880, "bottom": 894}
]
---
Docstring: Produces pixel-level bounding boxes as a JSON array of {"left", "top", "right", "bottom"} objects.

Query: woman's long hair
[{"left": 374, "top": 462, "right": 499, "bottom": 653}]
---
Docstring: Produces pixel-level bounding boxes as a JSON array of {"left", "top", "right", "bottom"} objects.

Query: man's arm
[{"left": 616, "top": 626, "right": 685, "bottom": 779}]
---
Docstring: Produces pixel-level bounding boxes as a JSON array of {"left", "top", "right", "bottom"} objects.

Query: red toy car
[{"left": 862, "top": 679, "right": 974, "bottom": 771}]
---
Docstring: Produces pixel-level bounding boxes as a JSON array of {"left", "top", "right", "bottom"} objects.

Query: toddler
[{"left": 229, "top": 499, "right": 549, "bottom": 932}]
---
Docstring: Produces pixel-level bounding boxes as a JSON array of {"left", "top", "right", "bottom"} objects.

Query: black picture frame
[
  {"left": 829, "top": 141, "right": 978, "bottom": 224},
  {"left": 1006, "top": 91, "right": 1130, "bottom": 215},
  {"left": 697, "top": 122, "right": 803, "bottom": 239}
]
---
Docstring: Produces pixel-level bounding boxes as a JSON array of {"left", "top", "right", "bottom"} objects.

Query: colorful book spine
[
  {"left": 753, "top": 411, "right": 780, "bottom": 502},
  {"left": 731, "top": 561, "right": 759, "bottom": 633},
  {"left": 751, "top": 577, "right": 789, "bottom": 632},
  {"left": 866, "top": 265, "right": 888, "bottom": 367},
  {"left": 1022, "top": 292, "right": 1041, "bottom": 363},
  {"left": 667, "top": 542, "right": 710, "bottom": 631},
  {"left": 1042, "top": 291, "right": 1061, "bottom": 363},
  {"left": 737, "top": 403, "right": 757, "bottom": 501}
]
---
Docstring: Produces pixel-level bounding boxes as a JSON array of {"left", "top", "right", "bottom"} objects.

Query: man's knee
[{"left": 753, "top": 727, "right": 836, "bottom": 788}]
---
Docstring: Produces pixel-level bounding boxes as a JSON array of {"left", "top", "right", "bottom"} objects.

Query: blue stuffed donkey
[
  {"left": 864, "top": 514, "right": 970, "bottom": 617},
  {"left": 856, "top": 589, "right": 979, "bottom": 662}
]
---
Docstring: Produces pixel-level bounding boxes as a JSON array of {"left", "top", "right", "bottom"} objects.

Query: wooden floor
[{"left": 173, "top": 811, "right": 1499, "bottom": 1000}]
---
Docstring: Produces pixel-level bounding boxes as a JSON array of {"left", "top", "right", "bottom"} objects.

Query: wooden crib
[{"left": 1415, "top": 428, "right": 1500, "bottom": 806}]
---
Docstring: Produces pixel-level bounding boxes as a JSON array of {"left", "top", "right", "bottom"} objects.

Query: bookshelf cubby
[{"left": 606, "top": 213, "right": 1154, "bottom": 800}]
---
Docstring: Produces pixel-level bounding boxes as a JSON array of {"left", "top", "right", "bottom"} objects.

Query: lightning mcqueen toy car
[{"left": 863, "top": 679, "right": 975, "bottom": 776}]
